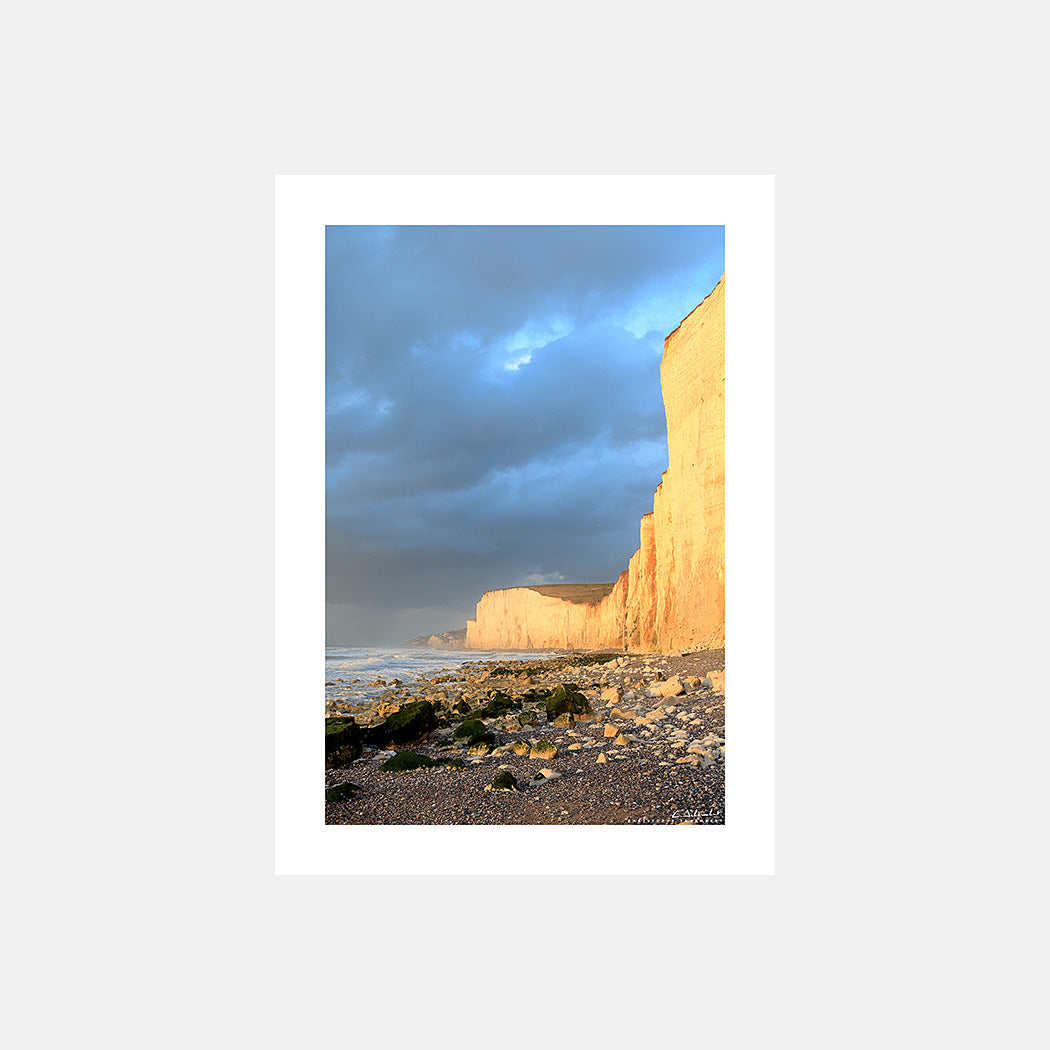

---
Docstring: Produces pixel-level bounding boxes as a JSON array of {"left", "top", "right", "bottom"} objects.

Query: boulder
[
  {"left": 362, "top": 700, "right": 437, "bottom": 748},
  {"left": 544, "top": 683, "right": 594, "bottom": 725},
  {"left": 486, "top": 770, "right": 520, "bottom": 792},
  {"left": 453, "top": 718, "right": 488, "bottom": 742},
  {"left": 648, "top": 676, "right": 684, "bottom": 698},
  {"left": 324, "top": 717, "right": 363, "bottom": 770},
  {"left": 529, "top": 741, "right": 558, "bottom": 760},
  {"left": 324, "top": 781, "right": 361, "bottom": 803},
  {"left": 380, "top": 751, "right": 436, "bottom": 771},
  {"left": 476, "top": 691, "right": 520, "bottom": 718}
]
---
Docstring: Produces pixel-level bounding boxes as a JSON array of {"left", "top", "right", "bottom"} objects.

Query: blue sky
[{"left": 326, "top": 225, "right": 724, "bottom": 645}]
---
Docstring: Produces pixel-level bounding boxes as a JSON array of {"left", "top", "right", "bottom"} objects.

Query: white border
[{"left": 276, "top": 174, "right": 774, "bottom": 875}]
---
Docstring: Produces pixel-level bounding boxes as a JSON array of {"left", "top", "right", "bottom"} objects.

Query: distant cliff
[
  {"left": 465, "top": 274, "right": 725, "bottom": 653},
  {"left": 405, "top": 628, "right": 467, "bottom": 649}
]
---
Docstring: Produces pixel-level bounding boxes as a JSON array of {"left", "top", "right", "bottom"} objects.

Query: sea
[{"left": 324, "top": 645, "right": 560, "bottom": 708}]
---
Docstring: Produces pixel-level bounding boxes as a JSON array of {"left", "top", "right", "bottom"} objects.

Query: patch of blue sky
[{"left": 498, "top": 316, "right": 573, "bottom": 372}]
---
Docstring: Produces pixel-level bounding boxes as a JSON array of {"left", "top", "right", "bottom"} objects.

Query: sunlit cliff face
[{"left": 465, "top": 276, "right": 725, "bottom": 653}]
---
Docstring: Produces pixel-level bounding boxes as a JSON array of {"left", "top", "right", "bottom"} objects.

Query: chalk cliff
[{"left": 465, "top": 274, "right": 725, "bottom": 653}]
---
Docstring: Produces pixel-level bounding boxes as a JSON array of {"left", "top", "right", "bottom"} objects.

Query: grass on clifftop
[{"left": 523, "top": 583, "right": 616, "bottom": 604}]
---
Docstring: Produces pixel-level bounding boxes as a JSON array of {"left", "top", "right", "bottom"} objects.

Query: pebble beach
[{"left": 325, "top": 649, "right": 725, "bottom": 825}]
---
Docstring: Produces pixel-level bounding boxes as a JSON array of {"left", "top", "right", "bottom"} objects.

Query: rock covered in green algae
[
  {"left": 325, "top": 781, "right": 362, "bottom": 803},
  {"left": 453, "top": 718, "right": 488, "bottom": 741},
  {"left": 362, "top": 700, "right": 437, "bottom": 748},
  {"left": 485, "top": 770, "right": 520, "bottom": 792},
  {"left": 543, "top": 683, "right": 594, "bottom": 724},
  {"left": 325, "top": 717, "right": 363, "bottom": 770},
  {"left": 475, "top": 692, "right": 522, "bottom": 719},
  {"left": 529, "top": 740, "right": 559, "bottom": 760},
  {"left": 380, "top": 751, "right": 436, "bottom": 771}
]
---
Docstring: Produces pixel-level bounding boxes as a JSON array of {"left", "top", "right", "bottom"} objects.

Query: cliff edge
[{"left": 465, "top": 274, "right": 725, "bottom": 653}]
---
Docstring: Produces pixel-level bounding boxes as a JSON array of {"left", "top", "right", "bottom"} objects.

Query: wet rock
[
  {"left": 325, "top": 717, "right": 363, "bottom": 770},
  {"left": 362, "top": 700, "right": 438, "bottom": 748},
  {"left": 544, "top": 683, "right": 594, "bottom": 724},
  {"left": 475, "top": 691, "right": 520, "bottom": 718}
]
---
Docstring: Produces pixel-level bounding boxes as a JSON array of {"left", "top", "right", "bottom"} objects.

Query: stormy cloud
[{"left": 326, "top": 225, "right": 724, "bottom": 645}]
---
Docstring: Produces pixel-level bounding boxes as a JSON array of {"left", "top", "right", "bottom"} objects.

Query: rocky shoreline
[{"left": 325, "top": 649, "right": 725, "bottom": 825}]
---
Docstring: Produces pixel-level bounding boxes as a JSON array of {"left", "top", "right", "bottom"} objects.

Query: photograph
[{"left": 324, "top": 225, "right": 726, "bottom": 824}]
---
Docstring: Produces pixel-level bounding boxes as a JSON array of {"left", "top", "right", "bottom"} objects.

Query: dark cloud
[{"left": 326, "top": 225, "right": 724, "bottom": 645}]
